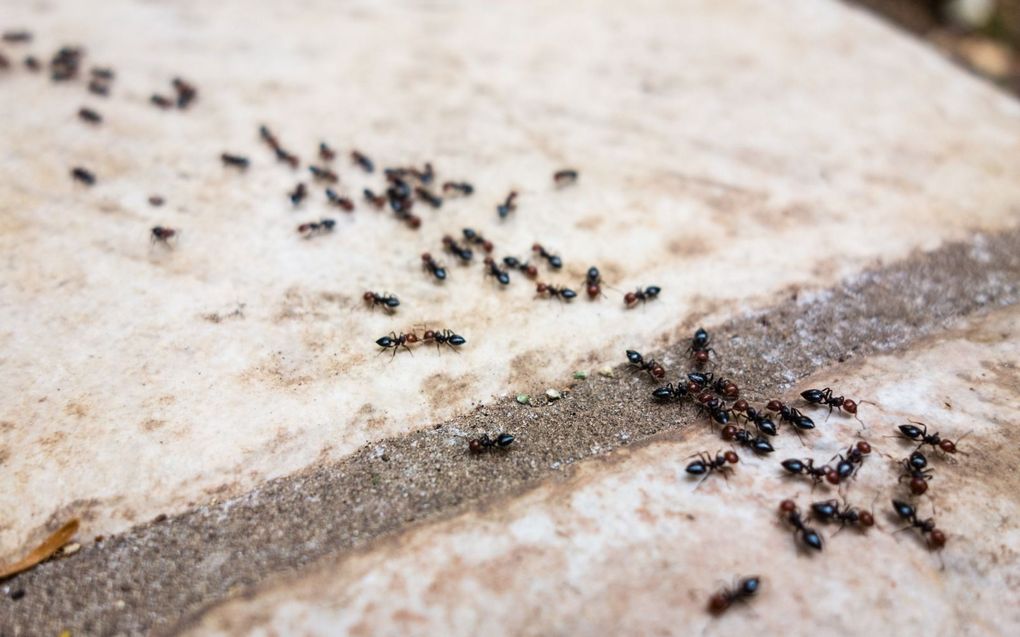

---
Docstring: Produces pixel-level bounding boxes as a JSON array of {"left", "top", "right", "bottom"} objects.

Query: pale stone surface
[
  {"left": 185, "top": 306, "right": 1020, "bottom": 636},
  {"left": 2, "top": 0, "right": 1020, "bottom": 563}
]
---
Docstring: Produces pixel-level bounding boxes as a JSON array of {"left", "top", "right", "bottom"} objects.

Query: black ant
[
  {"left": 462, "top": 228, "right": 493, "bottom": 253},
  {"left": 721, "top": 425, "right": 773, "bottom": 454},
  {"left": 897, "top": 421, "right": 966, "bottom": 455},
  {"left": 696, "top": 392, "right": 731, "bottom": 425},
  {"left": 781, "top": 457, "right": 840, "bottom": 486},
  {"left": 422, "top": 328, "right": 466, "bottom": 351},
  {"left": 811, "top": 498, "right": 875, "bottom": 532},
  {"left": 221, "top": 153, "right": 249, "bottom": 169},
  {"left": 363, "top": 291, "right": 399, "bottom": 312},
  {"left": 442, "top": 235, "right": 473, "bottom": 263},
  {"left": 172, "top": 77, "right": 197, "bottom": 109},
  {"left": 553, "top": 169, "right": 578, "bottom": 187},
  {"left": 536, "top": 282, "right": 576, "bottom": 301},
  {"left": 624, "top": 286, "right": 661, "bottom": 307},
  {"left": 415, "top": 187, "right": 442, "bottom": 209},
  {"left": 899, "top": 450, "right": 933, "bottom": 496},
  {"left": 469, "top": 433, "right": 514, "bottom": 453},
  {"left": 150, "top": 226, "right": 178, "bottom": 245},
  {"left": 712, "top": 377, "right": 740, "bottom": 399},
  {"left": 497, "top": 191, "right": 518, "bottom": 218},
  {"left": 91, "top": 67, "right": 114, "bottom": 80},
  {"left": 766, "top": 400, "right": 815, "bottom": 431},
  {"left": 892, "top": 500, "right": 946, "bottom": 550},
  {"left": 375, "top": 331, "right": 418, "bottom": 356},
  {"left": 325, "top": 188, "right": 354, "bottom": 211},
  {"left": 289, "top": 183, "right": 307, "bottom": 206},
  {"left": 309, "top": 165, "right": 339, "bottom": 184},
  {"left": 71, "top": 167, "right": 95, "bottom": 185},
  {"left": 78, "top": 107, "right": 102, "bottom": 124},
  {"left": 686, "top": 372, "right": 714, "bottom": 392},
  {"left": 24, "top": 56, "right": 42, "bottom": 73},
  {"left": 483, "top": 257, "right": 510, "bottom": 285},
  {"left": 363, "top": 188, "right": 387, "bottom": 209},
  {"left": 832, "top": 440, "right": 872, "bottom": 481},
  {"left": 318, "top": 142, "right": 336, "bottom": 161},
  {"left": 652, "top": 382, "right": 690, "bottom": 402},
  {"left": 275, "top": 147, "right": 300, "bottom": 169},
  {"left": 779, "top": 500, "right": 823, "bottom": 551},
  {"left": 151, "top": 94, "right": 173, "bottom": 109},
  {"left": 88, "top": 79, "right": 109, "bottom": 95},
  {"left": 583, "top": 266, "right": 605, "bottom": 299},
  {"left": 626, "top": 350, "right": 665, "bottom": 380},
  {"left": 50, "top": 46, "right": 83, "bottom": 81},
  {"left": 707, "top": 576, "right": 760, "bottom": 616},
  {"left": 800, "top": 387, "right": 859, "bottom": 417},
  {"left": 149, "top": 196, "right": 165, "bottom": 207},
  {"left": 297, "top": 218, "right": 336, "bottom": 238},
  {"left": 442, "top": 182, "right": 474, "bottom": 196},
  {"left": 2, "top": 30, "right": 32, "bottom": 43},
  {"left": 259, "top": 125, "right": 279, "bottom": 148},
  {"left": 686, "top": 451, "right": 739, "bottom": 487},
  {"left": 739, "top": 404, "right": 778, "bottom": 436},
  {"left": 503, "top": 257, "right": 538, "bottom": 278},
  {"left": 421, "top": 253, "right": 447, "bottom": 281},
  {"left": 531, "top": 243, "right": 562, "bottom": 269},
  {"left": 351, "top": 150, "right": 374, "bottom": 173},
  {"left": 685, "top": 327, "right": 715, "bottom": 365}
]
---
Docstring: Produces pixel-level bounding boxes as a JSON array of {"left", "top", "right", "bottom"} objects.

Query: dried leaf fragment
[{"left": 0, "top": 519, "right": 80, "bottom": 579}]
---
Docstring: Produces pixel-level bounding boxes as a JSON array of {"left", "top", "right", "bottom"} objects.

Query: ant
[
  {"left": 88, "top": 79, "right": 109, "bottom": 95},
  {"left": 696, "top": 393, "right": 731, "bottom": 425},
  {"left": 326, "top": 188, "right": 354, "bottom": 211},
  {"left": 151, "top": 94, "right": 173, "bottom": 109},
  {"left": 71, "top": 167, "right": 95, "bottom": 185},
  {"left": 652, "top": 382, "right": 690, "bottom": 401},
  {"left": 779, "top": 500, "right": 823, "bottom": 551},
  {"left": 442, "top": 182, "right": 474, "bottom": 196},
  {"left": 502, "top": 257, "right": 538, "bottom": 278},
  {"left": 78, "top": 107, "right": 102, "bottom": 124},
  {"left": 626, "top": 350, "right": 665, "bottom": 380},
  {"left": 421, "top": 253, "right": 447, "bottom": 281},
  {"left": 686, "top": 372, "right": 714, "bottom": 391},
  {"left": 531, "top": 243, "right": 562, "bottom": 269},
  {"left": 297, "top": 218, "right": 336, "bottom": 238},
  {"left": 892, "top": 500, "right": 946, "bottom": 550},
  {"left": 150, "top": 226, "right": 177, "bottom": 245},
  {"left": 483, "top": 257, "right": 510, "bottom": 285},
  {"left": 781, "top": 457, "right": 840, "bottom": 486},
  {"left": 351, "top": 150, "right": 374, "bottom": 173},
  {"left": 536, "top": 282, "right": 577, "bottom": 301},
  {"left": 624, "top": 286, "right": 661, "bottom": 307},
  {"left": 800, "top": 387, "right": 859, "bottom": 417},
  {"left": 583, "top": 266, "right": 605, "bottom": 299},
  {"left": 497, "top": 191, "right": 518, "bottom": 218},
  {"left": 831, "top": 440, "right": 872, "bottom": 481},
  {"left": 712, "top": 377, "right": 740, "bottom": 399},
  {"left": 897, "top": 421, "right": 966, "bottom": 455},
  {"left": 766, "top": 400, "right": 815, "bottom": 431},
  {"left": 318, "top": 142, "right": 336, "bottom": 161},
  {"left": 685, "top": 327, "right": 715, "bottom": 365},
  {"left": 289, "top": 183, "right": 307, "bottom": 206},
  {"left": 462, "top": 228, "right": 493, "bottom": 253},
  {"left": 259, "top": 125, "right": 280, "bottom": 148},
  {"left": 740, "top": 404, "right": 779, "bottom": 437},
  {"left": 363, "top": 188, "right": 387, "bottom": 209},
  {"left": 469, "top": 433, "right": 514, "bottom": 453},
  {"left": 363, "top": 291, "right": 399, "bottom": 312},
  {"left": 415, "top": 187, "right": 442, "bottom": 209},
  {"left": 811, "top": 498, "right": 875, "bottom": 532},
  {"left": 275, "top": 147, "right": 300, "bottom": 169},
  {"left": 899, "top": 450, "right": 933, "bottom": 495},
  {"left": 707, "top": 576, "right": 760, "bottom": 616},
  {"left": 375, "top": 331, "right": 417, "bottom": 356},
  {"left": 172, "top": 77, "right": 197, "bottom": 109},
  {"left": 422, "top": 328, "right": 466, "bottom": 351},
  {"left": 721, "top": 425, "right": 774, "bottom": 454},
  {"left": 686, "top": 451, "right": 739, "bottom": 487},
  {"left": 553, "top": 169, "right": 578, "bottom": 187},
  {"left": 442, "top": 235, "right": 473, "bottom": 263},
  {"left": 221, "top": 153, "right": 249, "bottom": 169},
  {"left": 2, "top": 30, "right": 32, "bottom": 43},
  {"left": 309, "top": 165, "right": 339, "bottom": 184}
]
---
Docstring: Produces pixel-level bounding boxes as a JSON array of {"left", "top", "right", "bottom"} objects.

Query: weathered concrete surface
[
  {"left": 2, "top": 0, "right": 1020, "bottom": 567},
  {"left": 182, "top": 306, "right": 1020, "bottom": 636}
]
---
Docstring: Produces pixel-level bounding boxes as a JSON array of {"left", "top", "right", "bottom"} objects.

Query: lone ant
[
  {"left": 897, "top": 421, "right": 966, "bottom": 455},
  {"left": 899, "top": 450, "right": 933, "bottom": 495},
  {"left": 422, "top": 328, "right": 466, "bottom": 351},
  {"left": 421, "top": 253, "right": 447, "bottom": 281},
  {"left": 626, "top": 350, "right": 665, "bottom": 380},
  {"left": 442, "top": 235, "right": 473, "bottom": 262},
  {"left": 685, "top": 327, "right": 715, "bottom": 365},
  {"left": 318, "top": 142, "right": 336, "bottom": 161},
  {"left": 532, "top": 243, "right": 562, "bottom": 269},
  {"left": 325, "top": 188, "right": 354, "bottom": 211},
  {"left": 707, "top": 576, "right": 760, "bottom": 616},
  {"left": 221, "top": 153, "right": 249, "bottom": 169},
  {"left": 781, "top": 457, "right": 840, "bottom": 486},
  {"left": 483, "top": 257, "right": 510, "bottom": 285},
  {"left": 351, "top": 150, "right": 374, "bottom": 173},
  {"left": 442, "top": 182, "right": 474, "bottom": 196},
  {"left": 686, "top": 451, "right": 739, "bottom": 488},
  {"left": 553, "top": 169, "right": 578, "bottom": 187},
  {"left": 503, "top": 257, "right": 538, "bottom": 278},
  {"left": 462, "top": 228, "right": 493, "bottom": 253},
  {"left": 811, "top": 498, "right": 875, "bottom": 532},
  {"left": 624, "top": 286, "right": 661, "bottom": 307},
  {"left": 150, "top": 226, "right": 177, "bottom": 245},
  {"left": 892, "top": 500, "right": 946, "bottom": 550},
  {"left": 583, "top": 266, "right": 605, "bottom": 299},
  {"left": 78, "top": 107, "right": 102, "bottom": 124},
  {"left": 832, "top": 440, "right": 872, "bottom": 481},
  {"left": 497, "top": 191, "right": 518, "bottom": 218},
  {"left": 652, "top": 382, "right": 690, "bottom": 402},
  {"left": 535, "top": 282, "right": 576, "bottom": 301},
  {"left": 289, "top": 182, "right": 307, "bottom": 206},
  {"left": 800, "top": 387, "right": 859, "bottom": 418},
  {"left": 297, "top": 218, "right": 336, "bottom": 238},
  {"left": 722, "top": 425, "right": 774, "bottom": 454},
  {"left": 469, "top": 433, "right": 514, "bottom": 453},
  {"left": 779, "top": 499, "right": 823, "bottom": 551},
  {"left": 363, "top": 291, "right": 399, "bottom": 312},
  {"left": 375, "top": 331, "right": 417, "bottom": 356},
  {"left": 766, "top": 400, "right": 815, "bottom": 431},
  {"left": 71, "top": 166, "right": 96, "bottom": 185}
]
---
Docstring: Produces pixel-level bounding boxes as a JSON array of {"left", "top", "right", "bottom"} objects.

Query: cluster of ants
[{"left": 634, "top": 327, "right": 966, "bottom": 614}]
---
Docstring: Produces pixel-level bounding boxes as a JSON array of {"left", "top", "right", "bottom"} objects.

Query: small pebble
[
  {"left": 61, "top": 542, "right": 81, "bottom": 556},
  {"left": 546, "top": 389, "right": 561, "bottom": 401},
  {"left": 516, "top": 394, "right": 530, "bottom": 405},
  {"left": 573, "top": 370, "right": 588, "bottom": 380},
  {"left": 598, "top": 366, "right": 614, "bottom": 378}
]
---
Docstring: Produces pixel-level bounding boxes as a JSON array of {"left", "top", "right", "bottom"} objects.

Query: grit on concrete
[{"left": 2, "top": 227, "right": 1018, "bottom": 635}]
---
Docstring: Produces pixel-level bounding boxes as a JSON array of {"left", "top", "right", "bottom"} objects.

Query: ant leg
[{"left": 831, "top": 522, "right": 847, "bottom": 538}]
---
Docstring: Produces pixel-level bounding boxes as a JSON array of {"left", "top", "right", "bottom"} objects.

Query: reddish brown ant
[
  {"left": 78, "top": 107, "right": 102, "bottom": 125},
  {"left": 626, "top": 350, "right": 665, "bottom": 380},
  {"left": 686, "top": 451, "right": 739, "bottom": 488},
  {"left": 351, "top": 150, "right": 374, "bottom": 173},
  {"left": 583, "top": 266, "right": 605, "bottom": 299},
  {"left": 275, "top": 147, "right": 300, "bottom": 168},
  {"left": 721, "top": 425, "right": 773, "bottom": 454},
  {"left": 363, "top": 188, "right": 387, "bottom": 209},
  {"left": 469, "top": 433, "right": 514, "bottom": 453},
  {"left": 503, "top": 257, "right": 538, "bottom": 278},
  {"left": 462, "top": 228, "right": 493, "bottom": 253},
  {"left": 892, "top": 500, "right": 946, "bottom": 550},
  {"left": 483, "top": 257, "right": 510, "bottom": 285},
  {"left": 297, "top": 218, "right": 336, "bottom": 238},
  {"left": 318, "top": 142, "right": 336, "bottom": 161},
  {"left": 363, "top": 291, "right": 399, "bottom": 312},
  {"left": 779, "top": 499, "right": 823, "bottom": 551},
  {"left": 536, "top": 282, "right": 577, "bottom": 301},
  {"left": 421, "top": 253, "right": 447, "bottom": 281},
  {"left": 553, "top": 169, "right": 578, "bottom": 187},
  {"left": 151, "top": 226, "right": 178, "bottom": 245},
  {"left": 442, "top": 235, "right": 473, "bottom": 263},
  {"left": 442, "top": 182, "right": 474, "bottom": 196},
  {"left": 781, "top": 457, "right": 840, "bottom": 486},
  {"left": 325, "top": 188, "right": 354, "bottom": 211},
  {"left": 531, "top": 243, "right": 562, "bottom": 269},
  {"left": 811, "top": 498, "right": 875, "bottom": 532},
  {"left": 624, "top": 286, "right": 661, "bottom": 307},
  {"left": 740, "top": 404, "right": 778, "bottom": 436},
  {"left": 832, "top": 440, "right": 872, "bottom": 481},
  {"left": 712, "top": 378, "right": 740, "bottom": 399},
  {"left": 685, "top": 327, "right": 715, "bottom": 365},
  {"left": 497, "top": 191, "right": 518, "bottom": 218},
  {"left": 707, "top": 576, "right": 759, "bottom": 615},
  {"left": 50, "top": 46, "right": 82, "bottom": 81},
  {"left": 221, "top": 153, "right": 249, "bottom": 169},
  {"left": 766, "top": 399, "right": 815, "bottom": 431},
  {"left": 289, "top": 183, "right": 307, "bottom": 206},
  {"left": 150, "top": 94, "right": 173, "bottom": 109},
  {"left": 71, "top": 167, "right": 96, "bottom": 185},
  {"left": 309, "top": 165, "right": 339, "bottom": 184},
  {"left": 171, "top": 77, "right": 197, "bottom": 109},
  {"left": 375, "top": 331, "right": 418, "bottom": 356},
  {"left": 652, "top": 382, "right": 690, "bottom": 401},
  {"left": 422, "top": 328, "right": 466, "bottom": 351},
  {"left": 800, "top": 387, "right": 859, "bottom": 420},
  {"left": 898, "top": 450, "right": 933, "bottom": 495},
  {"left": 897, "top": 421, "right": 967, "bottom": 455}
]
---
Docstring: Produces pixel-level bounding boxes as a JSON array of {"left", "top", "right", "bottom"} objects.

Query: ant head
[
  {"left": 909, "top": 477, "right": 928, "bottom": 495},
  {"left": 421, "top": 252, "right": 432, "bottom": 261},
  {"left": 856, "top": 440, "right": 872, "bottom": 455},
  {"left": 732, "top": 399, "right": 748, "bottom": 412},
  {"left": 525, "top": 264, "right": 538, "bottom": 278},
  {"left": 766, "top": 399, "right": 783, "bottom": 412},
  {"left": 531, "top": 243, "right": 541, "bottom": 252},
  {"left": 843, "top": 399, "right": 858, "bottom": 414},
  {"left": 779, "top": 499, "right": 797, "bottom": 514},
  {"left": 928, "top": 528, "right": 947, "bottom": 550},
  {"left": 723, "top": 450, "right": 739, "bottom": 464},
  {"left": 858, "top": 511, "right": 875, "bottom": 527},
  {"left": 721, "top": 425, "right": 738, "bottom": 441},
  {"left": 824, "top": 467, "right": 841, "bottom": 485},
  {"left": 707, "top": 592, "right": 731, "bottom": 615},
  {"left": 363, "top": 291, "right": 375, "bottom": 301},
  {"left": 536, "top": 282, "right": 548, "bottom": 293},
  {"left": 939, "top": 439, "right": 957, "bottom": 453},
  {"left": 695, "top": 350, "right": 709, "bottom": 364}
]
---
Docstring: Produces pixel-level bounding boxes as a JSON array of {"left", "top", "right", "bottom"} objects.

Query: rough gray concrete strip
[{"left": 3, "top": 227, "right": 1020, "bottom": 636}]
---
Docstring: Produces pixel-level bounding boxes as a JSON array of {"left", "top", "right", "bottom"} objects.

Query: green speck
[
  {"left": 516, "top": 394, "right": 531, "bottom": 405},
  {"left": 573, "top": 370, "right": 588, "bottom": 380}
]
